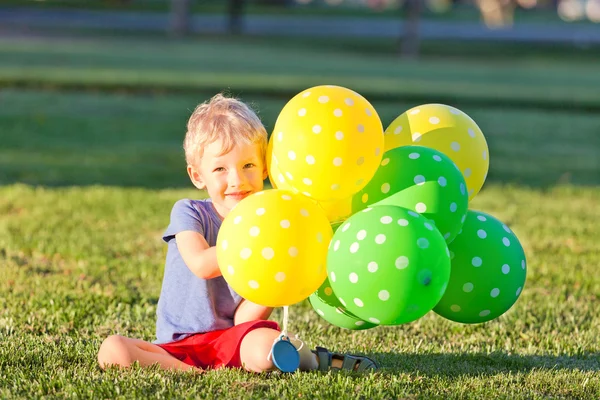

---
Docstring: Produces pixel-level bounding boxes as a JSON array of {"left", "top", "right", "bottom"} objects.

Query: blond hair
[{"left": 183, "top": 93, "right": 268, "bottom": 168}]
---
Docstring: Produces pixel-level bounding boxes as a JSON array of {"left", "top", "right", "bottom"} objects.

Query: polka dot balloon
[
  {"left": 269, "top": 85, "right": 384, "bottom": 202},
  {"left": 433, "top": 210, "right": 527, "bottom": 324},
  {"left": 309, "top": 278, "right": 377, "bottom": 331},
  {"left": 216, "top": 189, "right": 332, "bottom": 307},
  {"left": 351, "top": 145, "right": 468, "bottom": 244},
  {"left": 327, "top": 205, "right": 451, "bottom": 325},
  {"left": 384, "top": 104, "right": 489, "bottom": 201}
]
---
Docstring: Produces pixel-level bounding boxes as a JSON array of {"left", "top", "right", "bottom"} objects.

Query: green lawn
[{"left": 1, "top": 87, "right": 599, "bottom": 398}]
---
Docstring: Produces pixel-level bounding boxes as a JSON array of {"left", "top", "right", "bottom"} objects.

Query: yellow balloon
[
  {"left": 384, "top": 104, "right": 489, "bottom": 200},
  {"left": 270, "top": 85, "right": 384, "bottom": 202},
  {"left": 216, "top": 189, "right": 332, "bottom": 307},
  {"left": 269, "top": 137, "right": 352, "bottom": 224}
]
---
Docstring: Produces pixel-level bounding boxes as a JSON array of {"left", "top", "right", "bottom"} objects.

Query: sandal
[{"left": 312, "top": 346, "right": 378, "bottom": 372}]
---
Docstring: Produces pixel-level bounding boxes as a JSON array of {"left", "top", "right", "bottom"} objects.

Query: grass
[
  {"left": 1, "top": 35, "right": 599, "bottom": 110},
  {"left": 0, "top": 86, "right": 599, "bottom": 398}
]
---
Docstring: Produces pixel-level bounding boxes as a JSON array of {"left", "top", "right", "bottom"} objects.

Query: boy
[{"left": 97, "top": 94, "right": 377, "bottom": 373}]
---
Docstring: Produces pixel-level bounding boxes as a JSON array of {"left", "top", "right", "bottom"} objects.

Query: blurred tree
[
  {"left": 169, "top": 0, "right": 191, "bottom": 37},
  {"left": 229, "top": 0, "right": 246, "bottom": 34},
  {"left": 400, "top": 0, "right": 423, "bottom": 59}
]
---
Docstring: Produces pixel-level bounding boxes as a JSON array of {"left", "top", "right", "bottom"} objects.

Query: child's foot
[{"left": 311, "top": 346, "right": 378, "bottom": 372}]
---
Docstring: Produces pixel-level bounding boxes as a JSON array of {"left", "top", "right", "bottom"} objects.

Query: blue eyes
[{"left": 213, "top": 164, "right": 255, "bottom": 173}]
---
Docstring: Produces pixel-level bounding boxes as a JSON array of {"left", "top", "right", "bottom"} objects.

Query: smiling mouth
[{"left": 226, "top": 191, "right": 251, "bottom": 198}]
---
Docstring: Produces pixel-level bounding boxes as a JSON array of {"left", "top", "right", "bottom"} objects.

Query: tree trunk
[
  {"left": 400, "top": 0, "right": 422, "bottom": 59},
  {"left": 169, "top": 0, "right": 192, "bottom": 37},
  {"left": 229, "top": 0, "right": 246, "bottom": 35}
]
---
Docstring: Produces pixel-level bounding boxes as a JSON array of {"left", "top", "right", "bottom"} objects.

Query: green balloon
[
  {"left": 352, "top": 146, "right": 468, "bottom": 243},
  {"left": 434, "top": 210, "right": 527, "bottom": 324},
  {"left": 309, "top": 278, "right": 377, "bottom": 331},
  {"left": 326, "top": 205, "right": 451, "bottom": 325}
]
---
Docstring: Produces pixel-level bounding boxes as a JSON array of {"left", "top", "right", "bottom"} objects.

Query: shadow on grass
[{"left": 371, "top": 351, "right": 600, "bottom": 374}]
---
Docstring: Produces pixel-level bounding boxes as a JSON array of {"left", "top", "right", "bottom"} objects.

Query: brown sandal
[{"left": 312, "top": 346, "right": 378, "bottom": 372}]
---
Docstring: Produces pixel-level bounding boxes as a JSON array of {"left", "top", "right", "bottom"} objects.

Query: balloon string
[{"left": 281, "top": 305, "right": 289, "bottom": 337}]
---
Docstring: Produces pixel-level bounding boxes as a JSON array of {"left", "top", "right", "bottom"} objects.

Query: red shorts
[{"left": 157, "top": 320, "right": 280, "bottom": 369}]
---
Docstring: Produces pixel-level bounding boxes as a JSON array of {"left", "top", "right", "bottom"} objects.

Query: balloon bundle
[{"left": 216, "top": 85, "right": 527, "bottom": 333}]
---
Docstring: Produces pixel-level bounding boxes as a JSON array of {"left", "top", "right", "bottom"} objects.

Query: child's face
[{"left": 188, "top": 139, "right": 267, "bottom": 219}]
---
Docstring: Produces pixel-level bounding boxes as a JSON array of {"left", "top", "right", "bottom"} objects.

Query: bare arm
[
  {"left": 175, "top": 230, "right": 221, "bottom": 279},
  {"left": 234, "top": 299, "right": 274, "bottom": 325}
]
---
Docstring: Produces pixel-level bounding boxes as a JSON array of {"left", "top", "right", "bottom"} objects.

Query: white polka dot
[
  {"left": 285, "top": 172, "right": 293, "bottom": 180},
  {"left": 356, "top": 157, "right": 365, "bottom": 165},
  {"left": 408, "top": 211, "right": 420, "bottom": 218},
  {"left": 316, "top": 309, "right": 325, "bottom": 316},
  {"left": 262, "top": 248, "right": 274, "bottom": 260},
  {"left": 522, "top": 260, "right": 526, "bottom": 269},
  {"left": 438, "top": 177, "right": 447, "bottom": 187},
  {"left": 302, "top": 178, "right": 312, "bottom": 186},
  {"left": 394, "top": 126, "right": 403, "bottom": 135},
  {"left": 463, "top": 282, "right": 474, "bottom": 292},
  {"left": 368, "top": 317, "right": 380, "bottom": 324},
  {"left": 367, "top": 262, "right": 378, "bottom": 272},
  {"left": 339, "top": 297, "right": 346, "bottom": 306},
  {"left": 461, "top": 214, "right": 467, "bottom": 223},
  {"left": 335, "top": 308, "right": 343, "bottom": 314},
  {"left": 414, "top": 175, "right": 426, "bottom": 185},
  {"left": 227, "top": 265, "right": 234, "bottom": 275},
  {"left": 395, "top": 256, "right": 409, "bottom": 269},
  {"left": 350, "top": 242, "right": 360, "bottom": 253},
  {"left": 349, "top": 273, "right": 358, "bottom": 283},
  {"left": 464, "top": 168, "right": 472, "bottom": 178},
  {"left": 342, "top": 223, "right": 351, "bottom": 232},
  {"left": 451, "top": 142, "right": 461, "bottom": 151},
  {"left": 380, "top": 216, "right": 392, "bottom": 224},
  {"left": 429, "top": 116, "right": 440, "bottom": 124},
  {"left": 477, "top": 229, "right": 487, "bottom": 239},
  {"left": 410, "top": 109, "right": 420, "bottom": 115},
  {"left": 358, "top": 124, "right": 365, "bottom": 133},
  {"left": 479, "top": 310, "right": 491, "bottom": 317},
  {"left": 288, "top": 150, "right": 296, "bottom": 160},
  {"left": 424, "top": 222, "right": 434, "bottom": 231},
  {"left": 490, "top": 288, "right": 500, "bottom": 298},
  {"left": 344, "top": 98, "right": 354, "bottom": 106},
  {"left": 240, "top": 248, "right": 252, "bottom": 259},
  {"left": 356, "top": 178, "right": 364, "bottom": 186},
  {"left": 433, "top": 155, "right": 442, "bottom": 162},
  {"left": 234, "top": 216, "right": 242, "bottom": 224},
  {"left": 378, "top": 290, "right": 390, "bottom": 301},
  {"left": 472, "top": 257, "right": 482, "bottom": 267},
  {"left": 375, "top": 234, "right": 386, "bottom": 244},
  {"left": 503, "top": 237, "right": 511, "bottom": 247},
  {"left": 277, "top": 132, "right": 283, "bottom": 141},
  {"left": 501, "top": 264, "right": 510, "bottom": 274},
  {"left": 249, "top": 280, "right": 259, "bottom": 289},
  {"left": 483, "top": 150, "right": 487, "bottom": 160},
  {"left": 355, "top": 321, "right": 364, "bottom": 326},
  {"left": 356, "top": 230, "right": 367, "bottom": 240},
  {"left": 330, "top": 272, "right": 336, "bottom": 282},
  {"left": 380, "top": 183, "right": 390, "bottom": 194},
  {"left": 381, "top": 158, "right": 390, "bottom": 166},
  {"left": 316, "top": 232, "right": 323, "bottom": 243},
  {"left": 450, "top": 305, "right": 461, "bottom": 312},
  {"left": 365, "top": 108, "right": 372, "bottom": 116},
  {"left": 333, "top": 157, "right": 343, "bottom": 166},
  {"left": 398, "top": 219, "right": 409, "bottom": 226},
  {"left": 298, "top": 108, "right": 307, "bottom": 117},
  {"left": 477, "top": 215, "right": 487, "bottom": 222},
  {"left": 273, "top": 272, "right": 286, "bottom": 282},
  {"left": 318, "top": 96, "right": 329, "bottom": 103},
  {"left": 249, "top": 226, "right": 260, "bottom": 237},
  {"left": 412, "top": 132, "right": 422, "bottom": 142},
  {"left": 409, "top": 152, "right": 420, "bottom": 159},
  {"left": 288, "top": 247, "right": 298, "bottom": 257},
  {"left": 468, "top": 128, "right": 476, "bottom": 138},
  {"left": 312, "top": 125, "right": 322, "bottom": 134},
  {"left": 334, "top": 109, "right": 343, "bottom": 117},
  {"left": 460, "top": 183, "right": 466, "bottom": 195},
  {"left": 278, "top": 174, "right": 285, "bottom": 183},
  {"left": 305, "top": 155, "right": 315, "bottom": 164},
  {"left": 354, "top": 298, "right": 364, "bottom": 307},
  {"left": 444, "top": 232, "right": 451, "bottom": 239},
  {"left": 221, "top": 240, "right": 228, "bottom": 250},
  {"left": 516, "top": 287, "right": 522, "bottom": 296},
  {"left": 335, "top": 131, "right": 344, "bottom": 140},
  {"left": 469, "top": 189, "right": 474, "bottom": 197},
  {"left": 281, "top": 195, "right": 292, "bottom": 201},
  {"left": 417, "top": 238, "right": 429, "bottom": 249},
  {"left": 333, "top": 240, "right": 340, "bottom": 251},
  {"left": 416, "top": 203, "right": 427, "bottom": 213},
  {"left": 324, "top": 287, "right": 333, "bottom": 296},
  {"left": 362, "top": 208, "right": 372, "bottom": 213},
  {"left": 303, "top": 91, "right": 311, "bottom": 97},
  {"left": 450, "top": 203, "right": 457, "bottom": 212}
]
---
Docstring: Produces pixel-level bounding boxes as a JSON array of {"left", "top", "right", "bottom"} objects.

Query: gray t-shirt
[{"left": 154, "top": 198, "right": 242, "bottom": 344}]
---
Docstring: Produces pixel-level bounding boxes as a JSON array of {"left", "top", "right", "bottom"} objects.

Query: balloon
[
  {"left": 309, "top": 278, "right": 377, "bottom": 331},
  {"left": 434, "top": 210, "right": 527, "bottom": 324},
  {"left": 352, "top": 145, "right": 468, "bottom": 243},
  {"left": 269, "top": 85, "right": 384, "bottom": 202},
  {"left": 216, "top": 189, "right": 332, "bottom": 307},
  {"left": 269, "top": 137, "right": 353, "bottom": 225},
  {"left": 326, "top": 205, "right": 451, "bottom": 325},
  {"left": 384, "top": 104, "right": 489, "bottom": 200}
]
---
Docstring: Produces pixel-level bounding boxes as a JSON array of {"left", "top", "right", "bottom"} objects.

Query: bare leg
[{"left": 97, "top": 335, "right": 200, "bottom": 372}]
